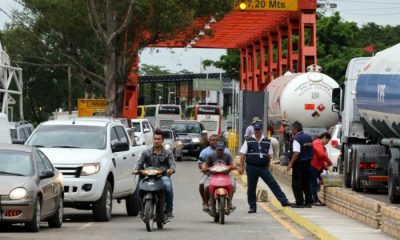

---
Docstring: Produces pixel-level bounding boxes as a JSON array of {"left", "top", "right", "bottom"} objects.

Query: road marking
[
  {"left": 258, "top": 202, "right": 304, "bottom": 239},
  {"left": 78, "top": 222, "right": 93, "bottom": 230},
  {"left": 236, "top": 183, "right": 304, "bottom": 239}
]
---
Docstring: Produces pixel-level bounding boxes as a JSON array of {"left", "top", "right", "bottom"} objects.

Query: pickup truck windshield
[{"left": 27, "top": 125, "right": 106, "bottom": 149}]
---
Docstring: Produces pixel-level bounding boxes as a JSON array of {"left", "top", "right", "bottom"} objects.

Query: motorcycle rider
[
  {"left": 202, "top": 141, "right": 236, "bottom": 211},
  {"left": 133, "top": 129, "right": 176, "bottom": 218},
  {"left": 198, "top": 134, "right": 231, "bottom": 211}
]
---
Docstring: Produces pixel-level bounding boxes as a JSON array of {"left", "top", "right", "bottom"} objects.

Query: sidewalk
[{"left": 234, "top": 172, "right": 395, "bottom": 240}]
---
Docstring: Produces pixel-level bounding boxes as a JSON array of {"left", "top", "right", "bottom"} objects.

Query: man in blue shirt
[
  {"left": 198, "top": 134, "right": 231, "bottom": 211},
  {"left": 239, "top": 123, "right": 292, "bottom": 213},
  {"left": 287, "top": 121, "right": 314, "bottom": 208}
]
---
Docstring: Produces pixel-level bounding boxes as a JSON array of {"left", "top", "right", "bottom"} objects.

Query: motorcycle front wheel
[
  {"left": 144, "top": 200, "right": 154, "bottom": 232},
  {"left": 219, "top": 196, "right": 225, "bottom": 225}
]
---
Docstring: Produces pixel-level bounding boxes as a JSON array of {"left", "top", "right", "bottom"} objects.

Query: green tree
[
  {"left": 2, "top": 0, "right": 234, "bottom": 117},
  {"left": 202, "top": 49, "right": 240, "bottom": 80},
  {"left": 139, "top": 64, "right": 171, "bottom": 75}
]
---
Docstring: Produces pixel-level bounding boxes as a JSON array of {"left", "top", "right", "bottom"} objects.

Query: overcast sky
[{"left": 1, "top": 0, "right": 399, "bottom": 73}]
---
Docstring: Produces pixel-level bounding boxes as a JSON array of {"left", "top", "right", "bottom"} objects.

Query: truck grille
[{"left": 56, "top": 166, "right": 83, "bottom": 178}]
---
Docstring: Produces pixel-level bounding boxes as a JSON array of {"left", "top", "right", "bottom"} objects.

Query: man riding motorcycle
[
  {"left": 133, "top": 129, "right": 176, "bottom": 218},
  {"left": 198, "top": 134, "right": 232, "bottom": 211},
  {"left": 202, "top": 142, "right": 236, "bottom": 211}
]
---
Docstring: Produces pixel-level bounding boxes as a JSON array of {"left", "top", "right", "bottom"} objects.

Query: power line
[
  {"left": 336, "top": 0, "right": 400, "bottom": 5},
  {"left": 340, "top": 11, "right": 400, "bottom": 16}
]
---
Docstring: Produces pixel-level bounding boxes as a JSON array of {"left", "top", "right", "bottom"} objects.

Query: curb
[{"left": 232, "top": 170, "right": 337, "bottom": 240}]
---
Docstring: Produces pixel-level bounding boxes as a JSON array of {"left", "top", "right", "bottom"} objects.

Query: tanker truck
[
  {"left": 332, "top": 43, "right": 400, "bottom": 203},
  {"left": 266, "top": 65, "right": 339, "bottom": 163}
]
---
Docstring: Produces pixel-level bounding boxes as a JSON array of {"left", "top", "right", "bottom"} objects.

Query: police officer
[
  {"left": 287, "top": 121, "right": 314, "bottom": 208},
  {"left": 238, "top": 122, "right": 292, "bottom": 213}
]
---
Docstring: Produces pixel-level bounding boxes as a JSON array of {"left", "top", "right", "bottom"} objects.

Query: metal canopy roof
[{"left": 152, "top": 1, "right": 316, "bottom": 49}]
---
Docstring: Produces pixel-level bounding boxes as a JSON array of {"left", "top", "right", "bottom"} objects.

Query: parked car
[
  {"left": 161, "top": 129, "right": 183, "bottom": 161},
  {"left": 0, "top": 113, "right": 11, "bottom": 144},
  {"left": 9, "top": 120, "right": 35, "bottom": 144},
  {"left": 25, "top": 117, "right": 147, "bottom": 221},
  {"left": 130, "top": 118, "right": 154, "bottom": 146},
  {"left": 171, "top": 120, "right": 206, "bottom": 157},
  {"left": 0, "top": 144, "right": 64, "bottom": 232},
  {"left": 326, "top": 123, "right": 342, "bottom": 171}
]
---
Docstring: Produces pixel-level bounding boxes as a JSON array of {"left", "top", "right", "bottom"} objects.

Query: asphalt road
[{"left": 0, "top": 158, "right": 315, "bottom": 240}]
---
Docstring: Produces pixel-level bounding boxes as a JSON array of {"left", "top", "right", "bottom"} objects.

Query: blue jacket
[
  {"left": 246, "top": 136, "right": 271, "bottom": 167},
  {"left": 294, "top": 132, "right": 313, "bottom": 162}
]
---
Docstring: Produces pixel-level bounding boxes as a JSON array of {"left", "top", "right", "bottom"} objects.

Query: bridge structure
[{"left": 123, "top": 0, "right": 317, "bottom": 118}]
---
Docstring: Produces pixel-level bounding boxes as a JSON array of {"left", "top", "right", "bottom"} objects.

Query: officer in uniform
[
  {"left": 238, "top": 122, "right": 292, "bottom": 213},
  {"left": 287, "top": 121, "right": 314, "bottom": 208}
]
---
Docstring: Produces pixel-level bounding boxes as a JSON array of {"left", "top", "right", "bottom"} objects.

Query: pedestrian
[
  {"left": 310, "top": 132, "right": 332, "bottom": 206},
  {"left": 287, "top": 121, "right": 314, "bottom": 208},
  {"left": 244, "top": 116, "right": 262, "bottom": 140},
  {"left": 269, "top": 136, "right": 280, "bottom": 164},
  {"left": 200, "top": 130, "right": 209, "bottom": 150},
  {"left": 238, "top": 122, "right": 292, "bottom": 213}
]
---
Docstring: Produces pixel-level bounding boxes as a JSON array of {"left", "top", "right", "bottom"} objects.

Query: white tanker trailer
[
  {"left": 266, "top": 66, "right": 339, "bottom": 136},
  {"left": 264, "top": 66, "right": 339, "bottom": 163}
]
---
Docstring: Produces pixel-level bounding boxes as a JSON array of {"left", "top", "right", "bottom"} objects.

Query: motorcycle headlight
[
  {"left": 9, "top": 188, "right": 27, "bottom": 200},
  {"left": 192, "top": 138, "right": 200, "bottom": 143},
  {"left": 81, "top": 163, "right": 101, "bottom": 176},
  {"left": 164, "top": 143, "right": 171, "bottom": 150}
]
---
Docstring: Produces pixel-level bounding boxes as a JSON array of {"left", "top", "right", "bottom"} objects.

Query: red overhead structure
[{"left": 123, "top": 0, "right": 317, "bottom": 118}]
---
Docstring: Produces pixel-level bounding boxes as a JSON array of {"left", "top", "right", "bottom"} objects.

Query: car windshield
[
  {"left": 27, "top": 125, "right": 106, "bottom": 149},
  {"left": 171, "top": 123, "right": 202, "bottom": 134},
  {"left": 131, "top": 122, "right": 141, "bottom": 132},
  {"left": 0, "top": 150, "right": 32, "bottom": 176},
  {"left": 162, "top": 131, "right": 173, "bottom": 139}
]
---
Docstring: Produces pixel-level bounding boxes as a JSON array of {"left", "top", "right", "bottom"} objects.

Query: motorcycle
[
  {"left": 137, "top": 167, "right": 167, "bottom": 232},
  {"left": 205, "top": 163, "right": 235, "bottom": 225}
]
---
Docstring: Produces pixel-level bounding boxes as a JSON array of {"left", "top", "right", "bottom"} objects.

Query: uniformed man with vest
[
  {"left": 287, "top": 121, "right": 314, "bottom": 208},
  {"left": 238, "top": 122, "right": 292, "bottom": 213}
]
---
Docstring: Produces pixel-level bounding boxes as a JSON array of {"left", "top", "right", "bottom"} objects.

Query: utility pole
[{"left": 68, "top": 65, "right": 72, "bottom": 114}]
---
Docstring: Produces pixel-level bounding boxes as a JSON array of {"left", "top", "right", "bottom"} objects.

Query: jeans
[
  {"left": 310, "top": 166, "right": 320, "bottom": 202},
  {"left": 162, "top": 176, "right": 174, "bottom": 213},
  {"left": 246, "top": 164, "right": 289, "bottom": 210},
  {"left": 292, "top": 160, "right": 312, "bottom": 205}
]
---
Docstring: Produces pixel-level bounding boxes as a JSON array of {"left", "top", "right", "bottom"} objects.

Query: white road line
[{"left": 78, "top": 222, "right": 93, "bottom": 230}]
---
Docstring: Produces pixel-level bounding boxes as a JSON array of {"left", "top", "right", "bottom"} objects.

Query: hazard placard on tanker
[
  {"left": 233, "top": 0, "right": 298, "bottom": 11},
  {"left": 77, "top": 99, "right": 107, "bottom": 117}
]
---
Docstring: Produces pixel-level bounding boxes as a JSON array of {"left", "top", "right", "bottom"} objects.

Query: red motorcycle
[{"left": 206, "top": 163, "right": 235, "bottom": 225}]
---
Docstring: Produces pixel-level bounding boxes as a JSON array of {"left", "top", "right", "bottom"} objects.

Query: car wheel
[
  {"left": 48, "top": 194, "right": 63, "bottom": 228},
  {"left": 25, "top": 197, "right": 41, "bottom": 232},
  {"left": 93, "top": 181, "right": 112, "bottom": 222},
  {"left": 126, "top": 188, "right": 140, "bottom": 216}
]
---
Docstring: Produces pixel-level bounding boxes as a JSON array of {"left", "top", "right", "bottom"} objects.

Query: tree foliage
[{"left": 1, "top": 0, "right": 234, "bottom": 118}]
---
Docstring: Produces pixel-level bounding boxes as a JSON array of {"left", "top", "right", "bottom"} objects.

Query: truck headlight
[
  {"left": 9, "top": 188, "right": 27, "bottom": 200},
  {"left": 81, "top": 163, "right": 100, "bottom": 176},
  {"left": 164, "top": 143, "right": 171, "bottom": 150},
  {"left": 192, "top": 138, "right": 200, "bottom": 143}
]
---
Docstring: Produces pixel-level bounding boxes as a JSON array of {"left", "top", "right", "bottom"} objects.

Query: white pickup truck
[{"left": 26, "top": 117, "right": 147, "bottom": 221}]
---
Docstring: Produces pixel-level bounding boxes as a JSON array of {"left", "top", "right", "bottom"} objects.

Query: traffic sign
[
  {"left": 234, "top": 0, "right": 298, "bottom": 11},
  {"left": 77, "top": 99, "right": 108, "bottom": 116},
  {"left": 193, "top": 78, "right": 222, "bottom": 91}
]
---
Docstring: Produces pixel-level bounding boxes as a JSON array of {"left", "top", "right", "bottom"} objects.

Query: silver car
[
  {"left": 161, "top": 129, "right": 183, "bottom": 162},
  {"left": 0, "top": 144, "right": 64, "bottom": 232}
]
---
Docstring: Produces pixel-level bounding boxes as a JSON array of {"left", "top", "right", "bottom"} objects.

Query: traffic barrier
[
  {"left": 227, "top": 130, "right": 238, "bottom": 155},
  {"left": 380, "top": 204, "right": 400, "bottom": 238}
]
